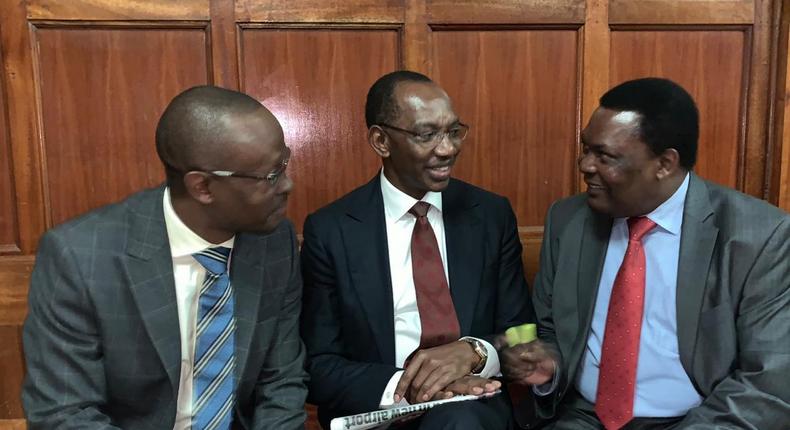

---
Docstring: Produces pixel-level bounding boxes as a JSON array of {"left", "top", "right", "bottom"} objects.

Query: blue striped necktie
[{"left": 192, "top": 246, "right": 235, "bottom": 430}]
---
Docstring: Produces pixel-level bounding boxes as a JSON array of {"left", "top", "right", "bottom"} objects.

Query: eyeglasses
[
  {"left": 207, "top": 147, "right": 291, "bottom": 186},
  {"left": 378, "top": 122, "right": 470, "bottom": 147},
  {"left": 164, "top": 146, "right": 291, "bottom": 187}
]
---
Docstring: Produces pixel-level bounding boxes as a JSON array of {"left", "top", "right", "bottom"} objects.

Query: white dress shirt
[
  {"left": 576, "top": 173, "right": 703, "bottom": 417},
  {"left": 377, "top": 171, "right": 499, "bottom": 407},
  {"left": 163, "top": 188, "right": 235, "bottom": 430}
]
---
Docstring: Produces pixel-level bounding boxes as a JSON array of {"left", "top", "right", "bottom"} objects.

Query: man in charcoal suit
[
  {"left": 22, "top": 86, "right": 308, "bottom": 429},
  {"left": 300, "top": 70, "right": 536, "bottom": 429},
  {"left": 502, "top": 77, "right": 790, "bottom": 429}
]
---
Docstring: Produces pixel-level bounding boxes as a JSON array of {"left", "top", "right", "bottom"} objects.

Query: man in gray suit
[
  {"left": 502, "top": 78, "right": 790, "bottom": 429},
  {"left": 22, "top": 86, "right": 308, "bottom": 429}
]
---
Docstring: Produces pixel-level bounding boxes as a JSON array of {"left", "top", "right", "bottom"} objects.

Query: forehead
[
  {"left": 221, "top": 109, "right": 286, "bottom": 171},
  {"left": 392, "top": 81, "right": 456, "bottom": 125},
  {"left": 582, "top": 107, "right": 641, "bottom": 145}
]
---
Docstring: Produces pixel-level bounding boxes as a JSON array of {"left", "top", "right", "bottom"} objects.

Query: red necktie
[
  {"left": 409, "top": 201, "right": 460, "bottom": 349},
  {"left": 596, "top": 216, "right": 656, "bottom": 430}
]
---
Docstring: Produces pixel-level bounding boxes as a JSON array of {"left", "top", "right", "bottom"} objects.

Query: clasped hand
[
  {"left": 394, "top": 341, "right": 499, "bottom": 403},
  {"left": 499, "top": 338, "right": 559, "bottom": 386}
]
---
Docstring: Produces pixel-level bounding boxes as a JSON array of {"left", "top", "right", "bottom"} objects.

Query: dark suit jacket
[
  {"left": 532, "top": 173, "right": 790, "bottom": 428},
  {"left": 22, "top": 186, "right": 308, "bottom": 430},
  {"left": 300, "top": 175, "right": 535, "bottom": 428}
]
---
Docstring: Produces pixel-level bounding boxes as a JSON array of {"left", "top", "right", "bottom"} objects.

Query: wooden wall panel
[
  {"left": 610, "top": 30, "right": 746, "bottom": 190},
  {"left": 35, "top": 26, "right": 209, "bottom": 225},
  {"left": 0, "top": 48, "right": 19, "bottom": 255},
  {"left": 28, "top": 0, "right": 209, "bottom": 20},
  {"left": 0, "top": 257, "right": 33, "bottom": 420},
  {"left": 432, "top": 29, "right": 579, "bottom": 227},
  {"left": 0, "top": 326, "right": 24, "bottom": 419},
  {"left": 239, "top": 27, "right": 399, "bottom": 230}
]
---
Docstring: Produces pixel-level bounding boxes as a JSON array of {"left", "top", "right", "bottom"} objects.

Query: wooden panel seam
[
  {"left": 610, "top": 0, "right": 755, "bottom": 25},
  {"left": 28, "top": 0, "right": 210, "bottom": 21}
]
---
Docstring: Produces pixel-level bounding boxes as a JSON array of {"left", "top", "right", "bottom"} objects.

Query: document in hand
[{"left": 329, "top": 391, "right": 501, "bottom": 430}]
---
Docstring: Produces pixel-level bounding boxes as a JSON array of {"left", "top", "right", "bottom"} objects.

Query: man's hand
[
  {"left": 500, "top": 339, "right": 559, "bottom": 386},
  {"left": 394, "top": 341, "right": 481, "bottom": 403},
  {"left": 443, "top": 375, "right": 501, "bottom": 397}
]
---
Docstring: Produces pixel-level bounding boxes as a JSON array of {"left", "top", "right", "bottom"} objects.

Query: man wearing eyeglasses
[
  {"left": 301, "top": 71, "right": 535, "bottom": 429},
  {"left": 22, "top": 86, "right": 307, "bottom": 429}
]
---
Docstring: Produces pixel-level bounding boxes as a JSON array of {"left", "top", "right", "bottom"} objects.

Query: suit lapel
[
  {"left": 676, "top": 174, "right": 718, "bottom": 371},
  {"left": 343, "top": 177, "right": 396, "bottom": 364},
  {"left": 229, "top": 233, "right": 266, "bottom": 383},
  {"left": 443, "top": 181, "right": 483, "bottom": 335},
  {"left": 569, "top": 209, "right": 611, "bottom": 371},
  {"left": 125, "top": 186, "right": 181, "bottom": 395}
]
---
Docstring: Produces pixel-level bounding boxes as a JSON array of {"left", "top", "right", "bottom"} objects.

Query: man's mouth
[{"left": 427, "top": 165, "right": 452, "bottom": 181}]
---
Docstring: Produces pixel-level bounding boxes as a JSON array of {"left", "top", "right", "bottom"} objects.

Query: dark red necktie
[
  {"left": 595, "top": 216, "right": 656, "bottom": 430},
  {"left": 409, "top": 201, "right": 460, "bottom": 349}
]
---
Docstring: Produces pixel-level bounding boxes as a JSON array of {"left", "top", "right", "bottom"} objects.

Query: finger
[
  {"left": 410, "top": 357, "right": 441, "bottom": 395},
  {"left": 395, "top": 354, "right": 426, "bottom": 399},
  {"left": 418, "top": 369, "right": 457, "bottom": 401}
]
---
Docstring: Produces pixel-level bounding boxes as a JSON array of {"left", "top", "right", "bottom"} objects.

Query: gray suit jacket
[
  {"left": 533, "top": 173, "right": 790, "bottom": 428},
  {"left": 22, "top": 186, "right": 308, "bottom": 429}
]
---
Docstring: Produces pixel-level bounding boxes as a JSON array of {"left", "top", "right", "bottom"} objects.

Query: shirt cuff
[
  {"left": 531, "top": 361, "right": 559, "bottom": 396},
  {"left": 379, "top": 370, "right": 410, "bottom": 409},
  {"left": 460, "top": 336, "right": 501, "bottom": 378}
]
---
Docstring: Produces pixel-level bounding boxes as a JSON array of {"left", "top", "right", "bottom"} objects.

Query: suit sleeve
[
  {"left": 300, "top": 214, "right": 400, "bottom": 417},
  {"left": 251, "top": 222, "right": 309, "bottom": 429},
  {"left": 676, "top": 216, "right": 790, "bottom": 429},
  {"left": 492, "top": 197, "right": 536, "bottom": 338},
  {"left": 530, "top": 202, "right": 568, "bottom": 419},
  {"left": 22, "top": 231, "right": 121, "bottom": 430}
]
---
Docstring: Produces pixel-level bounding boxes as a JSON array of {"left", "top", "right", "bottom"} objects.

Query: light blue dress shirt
[{"left": 576, "top": 174, "right": 703, "bottom": 417}]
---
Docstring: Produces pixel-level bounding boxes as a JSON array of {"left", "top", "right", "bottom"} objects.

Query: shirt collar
[
  {"left": 163, "top": 187, "right": 235, "bottom": 258},
  {"left": 380, "top": 169, "right": 443, "bottom": 223},
  {"left": 640, "top": 173, "right": 690, "bottom": 235}
]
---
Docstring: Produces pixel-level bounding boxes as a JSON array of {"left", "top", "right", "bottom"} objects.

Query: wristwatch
[{"left": 460, "top": 337, "right": 488, "bottom": 373}]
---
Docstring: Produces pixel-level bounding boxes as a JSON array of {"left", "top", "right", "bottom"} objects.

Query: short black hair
[
  {"left": 155, "top": 85, "right": 263, "bottom": 188},
  {"left": 600, "top": 77, "right": 699, "bottom": 169},
  {"left": 365, "top": 70, "right": 433, "bottom": 128}
]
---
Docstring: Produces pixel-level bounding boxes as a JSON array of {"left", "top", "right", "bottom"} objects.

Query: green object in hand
[{"left": 505, "top": 323, "right": 537, "bottom": 347}]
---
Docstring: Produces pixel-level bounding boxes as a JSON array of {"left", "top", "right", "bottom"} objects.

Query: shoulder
[
  {"left": 700, "top": 178, "right": 789, "bottom": 235},
  {"left": 40, "top": 186, "right": 163, "bottom": 250},
  {"left": 445, "top": 178, "right": 511, "bottom": 210},
  {"left": 304, "top": 177, "right": 379, "bottom": 226}
]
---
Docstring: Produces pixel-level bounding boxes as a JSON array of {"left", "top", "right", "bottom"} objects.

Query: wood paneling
[
  {"left": 1, "top": 0, "right": 47, "bottom": 254},
  {"left": 35, "top": 26, "right": 209, "bottom": 225},
  {"left": 0, "top": 326, "right": 24, "bottom": 419},
  {"left": 609, "top": 0, "right": 754, "bottom": 25},
  {"left": 28, "top": 0, "right": 209, "bottom": 21},
  {"left": 235, "top": 0, "right": 404, "bottom": 23},
  {"left": 432, "top": 29, "right": 579, "bottom": 226},
  {"left": 426, "top": 0, "right": 585, "bottom": 24},
  {"left": 0, "top": 47, "right": 19, "bottom": 255},
  {"left": 239, "top": 27, "right": 398, "bottom": 230},
  {"left": 0, "top": 258, "right": 32, "bottom": 326},
  {"left": 610, "top": 30, "right": 746, "bottom": 190}
]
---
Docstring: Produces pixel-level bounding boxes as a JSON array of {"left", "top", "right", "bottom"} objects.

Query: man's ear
[
  {"left": 656, "top": 148, "right": 681, "bottom": 180},
  {"left": 183, "top": 171, "right": 214, "bottom": 204},
  {"left": 368, "top": 126, "right": 391, "bottom": 158}
]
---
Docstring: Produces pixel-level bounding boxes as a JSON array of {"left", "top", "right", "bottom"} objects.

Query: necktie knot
[
  {"left": 409, "top": 201, "right": 431, "bottom": 218},
  {"left": 193, "top": 246, "right": 231, "bottom": 275},
  {"left": 627, "top": 216, "right": 656, "bottom": 242}
]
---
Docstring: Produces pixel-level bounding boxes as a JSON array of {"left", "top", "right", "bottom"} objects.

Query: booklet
[{"left": 329, "top": 391, "right": 501, "bottom": 430}]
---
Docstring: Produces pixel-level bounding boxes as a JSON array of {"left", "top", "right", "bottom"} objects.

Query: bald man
[{"left": 22, "top": 86, "right": 307, "bottom": 430}]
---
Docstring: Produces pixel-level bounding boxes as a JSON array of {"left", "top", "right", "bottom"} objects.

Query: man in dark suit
[
  {"left": 300, "top": 70, "right": 535, "bottom": 429},
  {"left": 22, "top": 86, "right": 308, "bottom": 429},
  {"left": 502, "top": 78, "right": 790, "bottom": 429}
]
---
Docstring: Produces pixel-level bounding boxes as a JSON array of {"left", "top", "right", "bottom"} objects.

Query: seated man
[
  {"left": 22, "top": 86, "right": 308, "bottom": 429},
  {"left": 300, "top": 70, "right": 536, "bottom": 429},
  {"left": 503, "top": 77, "right": 790, "bottom": 429}
]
